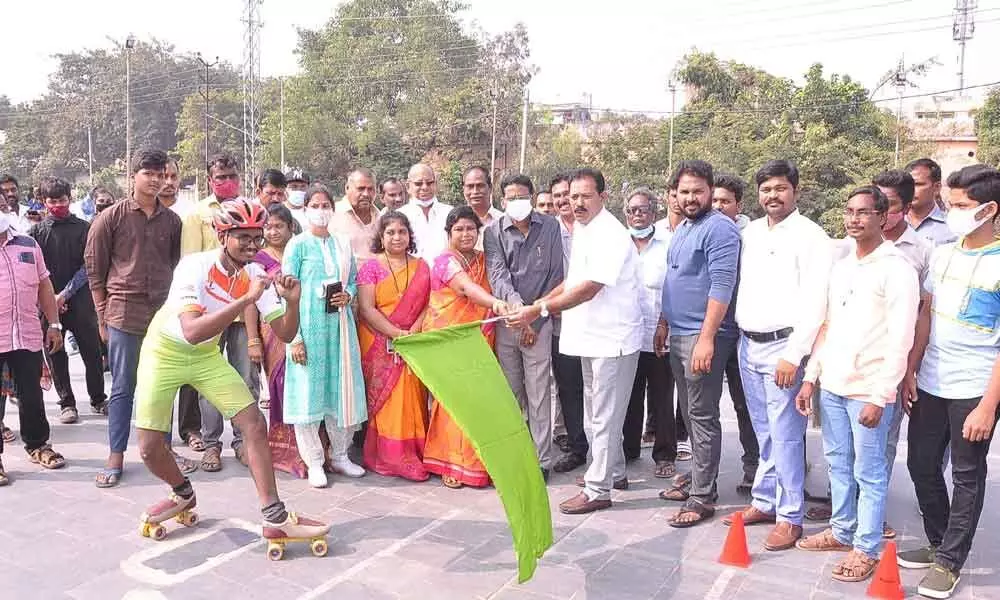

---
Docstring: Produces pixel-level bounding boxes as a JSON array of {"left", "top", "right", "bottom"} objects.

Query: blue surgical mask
[
  {"left": 629, "top": 225, "right": 654, "bottom": 239},
  {"left": 287, "top": 190, "right": 306, "bottom": 208}
]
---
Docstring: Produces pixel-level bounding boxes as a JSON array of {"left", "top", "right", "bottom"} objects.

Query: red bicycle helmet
[{"left": 213, "top": 197, "right": 267, "bottom": 232}]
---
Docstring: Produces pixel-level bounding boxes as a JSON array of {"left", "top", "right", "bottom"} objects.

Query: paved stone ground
[{"left": 2, "top": 356, "right": 1000, "bottom": 600}]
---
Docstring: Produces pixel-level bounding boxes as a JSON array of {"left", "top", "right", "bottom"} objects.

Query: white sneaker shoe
[
  {"left": 307, "top": 463, "right": 328, "bottom": 488},
  {"left": 330, "top": 457, "right": 365, "bottom": 478}
]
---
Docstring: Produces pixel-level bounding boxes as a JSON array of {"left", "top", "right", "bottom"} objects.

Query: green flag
[{"left": 392, "top": 321, "right": 553, "bottom": 583}]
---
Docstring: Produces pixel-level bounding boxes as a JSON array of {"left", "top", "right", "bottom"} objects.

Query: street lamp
[{"left": 125, "top": 34, "right": 136, "bottom": 194}]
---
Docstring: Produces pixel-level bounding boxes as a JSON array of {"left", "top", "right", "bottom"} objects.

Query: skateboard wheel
[
  {"left": 139, "top": 523, "right": 150, "bottom": 538},
  {"left": 311, "top": 539, "right": 328, "bottom": 557},
  {"left": 151, "top": 525, "right": 167, "bottom": 541},
  {"left": 267, "top": 543, "right": 284, "bottom": 561},
  {"left": 177, "top": 511, "right": 198, "bottom": 527}
]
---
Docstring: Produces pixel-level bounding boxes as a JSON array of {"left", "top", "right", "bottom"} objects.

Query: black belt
[{"left": 743, "top": 327, "right": 793, "bottom": 343}]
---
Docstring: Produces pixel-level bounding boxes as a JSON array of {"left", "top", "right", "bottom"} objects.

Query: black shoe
[
  {"left": 555, "top": 434, "right": 570, "bottom": 453},
  {"left": 541, "top": 468, "right": 550, "bottom": 483},
  {"left": 553, "top": 453, "right": 587, "bottom": 473}
]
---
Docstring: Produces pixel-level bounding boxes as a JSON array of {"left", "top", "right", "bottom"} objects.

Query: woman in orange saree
[
  {"left": 357, "top": 212, "right": 432, "bottom": 481},
  {"left": 421, "top": 206, "right": 509, "bottom": 489}
]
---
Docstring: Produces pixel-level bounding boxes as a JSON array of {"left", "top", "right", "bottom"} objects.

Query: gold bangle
[{"left": 247, "top": 339, "right": 262, "bottom": 347}]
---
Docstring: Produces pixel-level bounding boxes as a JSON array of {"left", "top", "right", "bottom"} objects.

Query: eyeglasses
[
  {"left": 625, "top": 206, "right": 653, "bottom": 216},
  {"left": 410, "top": 180, "right": 436, "bottom": 187},
  {"left": 230, "top": 233, "right": 265, "bottom": 247},
  {"left": 842, "top": 208, "right": 882, "bottom": 219}
]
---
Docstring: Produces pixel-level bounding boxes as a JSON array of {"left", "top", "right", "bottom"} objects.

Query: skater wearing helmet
[{"left": 132, "top": 197, "right": 330, "bottom": 550}]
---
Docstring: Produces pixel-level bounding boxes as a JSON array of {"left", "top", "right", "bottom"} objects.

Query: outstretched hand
[{"left": 274, "top": 274, "right": 301, "bottom": 303}]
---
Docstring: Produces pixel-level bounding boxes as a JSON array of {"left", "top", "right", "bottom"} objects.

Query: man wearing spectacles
[
  {"left": 794, "top": 186, "right": 917, "bottom": 584},
  {"left": 484, "top": 174, "right": 564, "bottom": 481},
  {"left": 399, "top": 163, "right": 451, "bottom": 263}
]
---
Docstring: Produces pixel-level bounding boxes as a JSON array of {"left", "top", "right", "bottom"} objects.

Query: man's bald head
[{"left": 407, "top": 164, "right": 437, "bottom": 202}]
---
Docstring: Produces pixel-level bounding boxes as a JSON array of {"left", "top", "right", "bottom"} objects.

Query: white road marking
[
  {"left": 703, "top": 567, "right": 737, "bottom": 600},
  {"left": 295, "top": 508, "right": 463, "bottom": 600},
  {"left": 120, "top": 518, "right": 261, "bottom": 586}
]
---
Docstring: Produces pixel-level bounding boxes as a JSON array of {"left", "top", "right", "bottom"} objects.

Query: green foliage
[{"left": 976, "top": 88, "right": 1000, "bottom": 168}]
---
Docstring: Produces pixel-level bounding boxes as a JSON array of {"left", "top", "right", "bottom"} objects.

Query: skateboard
[
  {"left": 138, "top": 510, "right": 199, "bottom": 541},
  {"left": 265, "top": 536, "right": 328, "bottom": 561}
]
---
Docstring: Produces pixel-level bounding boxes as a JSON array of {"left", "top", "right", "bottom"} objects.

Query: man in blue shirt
[
  {"left": 906, "top": 158, "right": 957, "bottom": 247},
  {"left": 656, "top": 159, "right": 741, "bottom": 528}
]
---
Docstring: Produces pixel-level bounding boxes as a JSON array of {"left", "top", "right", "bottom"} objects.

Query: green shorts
[{"left": 135, "top": 317, "right": 255, "bottom": 433}]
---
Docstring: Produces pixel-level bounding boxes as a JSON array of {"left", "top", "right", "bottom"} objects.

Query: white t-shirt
[
  {"left": 559, "top": 208, "right": 643, "bottom": 358},
  {"left": 637, "top": 227, "right": 671, "bottom": 353},
  {"left": 158, "top": 250, "right": 285, "bottom": 348},
  {"left": 399, "top": 199, "right": 452, "bottom": 264}
]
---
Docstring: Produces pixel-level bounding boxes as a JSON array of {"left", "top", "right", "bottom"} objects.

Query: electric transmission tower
[
  {"left": 953, "top": 0, "right": 977, "bottom": 95},
  {"left": 242, "top": 0, "right": 263, "bottom": 192}
]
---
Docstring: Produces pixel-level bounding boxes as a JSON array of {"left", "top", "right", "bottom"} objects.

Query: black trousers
[
  {"left": 624, "top": 351, "right": 677, "bottom": 462},
  {"left": 175, "top": 385, "right": 203, "bottom": 442},
  {"left": 48, "top": 299, "right": 106, "bottom": 409},
  {"left": 908, "top": 389, "right": 997, "bottom": 571},
  {"left": 552, "top": 335, "right": 587, "bottom": 457},
  {"left": 725, "top": 343, "right": 760, "bottom": 478},
  {"left": 0, "top": 350, "right": 50, "bottom": 453}
]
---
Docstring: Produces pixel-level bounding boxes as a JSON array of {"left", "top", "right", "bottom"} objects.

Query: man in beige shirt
[{"left": 331, "top": 168, "right": 381, "bottom": 261}]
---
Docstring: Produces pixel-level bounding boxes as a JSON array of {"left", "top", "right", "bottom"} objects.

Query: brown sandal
[
  {"left": 669, "top": 497, "right": 715, "bottom": 528},
  {"left": 200, "top": 446, "right": 222, "bottom": 472},
  {"left": 832, "top": 549, "right": 878, "bottom": 582},
  {"left": 442, "top": 475, "right": 463, "bottom": 489},
  {"left": 187, "top": 433, "right": 206, "bottom": 452},
  {"left": 28, "top": 445, "right": 66, "bottom": 469},
  {"left": 795, "top": 528, "right": 852, "bottom": 552},
  {"left": 658, "top": 472, "right": 691, "bottom": 501},
  {"left": 654, "top": 461, "right": 677, "bottom": 479},
  {"left": 722, "top": 506, "right": 776, "bottom": 527}
]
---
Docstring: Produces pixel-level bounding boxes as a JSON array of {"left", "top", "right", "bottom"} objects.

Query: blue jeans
[
  {"left": 107, "top": 326, "right": 144, "bottom": 454},
  {"left": 820, "top": 389, "right": 893, "bottom": 558},
  {"left": 739, "top": 336, "right": 807, "bottom": 524}
]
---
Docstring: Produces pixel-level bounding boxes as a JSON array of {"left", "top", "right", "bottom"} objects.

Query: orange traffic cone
[
  {"left": 718, "top": 511, "right": 751, "bottom": 568},
  {"left": 866, "top": 541, "right": 904, "bottom": 600}
]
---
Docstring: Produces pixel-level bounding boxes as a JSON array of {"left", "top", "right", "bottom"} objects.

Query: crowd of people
[{"left": 0, "top": 151, "right": 997, "bottom": 599}]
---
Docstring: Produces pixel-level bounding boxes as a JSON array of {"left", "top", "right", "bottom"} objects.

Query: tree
[{"left": 976, "top": 88, "right": 1000, "bottom": 168}]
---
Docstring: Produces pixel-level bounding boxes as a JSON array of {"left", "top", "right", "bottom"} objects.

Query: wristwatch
[
  {"left": 539, "top": 302, "right": 550, "bottom": 318},
  {"left": 48, "top": 323, "right": 63, "bottom": 331}
]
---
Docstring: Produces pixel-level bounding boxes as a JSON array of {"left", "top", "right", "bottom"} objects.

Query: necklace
[
  {"left": 381, "top": 253, "right": 410, "bottom": 298},
  {"left": 454, "top": 249, "right": 475, "bottom": 272}
]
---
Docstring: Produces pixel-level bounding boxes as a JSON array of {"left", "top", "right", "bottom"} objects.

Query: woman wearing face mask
[
  {"left": 421, "top": 205, "right": 510, "bottom": 489},
  {"left": 281, "top": 185, "right": 367, "bottom": 487}
]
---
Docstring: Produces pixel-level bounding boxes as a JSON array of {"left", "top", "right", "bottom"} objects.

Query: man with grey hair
[{"left": 399, "top": 164, "right": 451, "bottom": 263}]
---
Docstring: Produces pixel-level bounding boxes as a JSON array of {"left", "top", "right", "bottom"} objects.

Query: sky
[{"left": 3, "top": 0, "right": 999, "bottom": 114}]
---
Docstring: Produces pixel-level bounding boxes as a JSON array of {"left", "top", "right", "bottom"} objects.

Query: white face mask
[
  {"left": 306, "top": 207, "right": 333, "bottom": 228},
  {"left": 505, "top": 198, "right": 533, "bottom": 222},
  {"left": 946, "top": 203, "right": 996, "bottom": 238},
  {"left": 415, "top": 196, "right": 436, "bottom": 208},
  {"left": 287, "top": 190, "right": 306, "bottom": 208}
]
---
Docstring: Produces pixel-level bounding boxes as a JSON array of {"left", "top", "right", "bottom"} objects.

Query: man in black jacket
[{"left": 30, "top": 177, "right": 106, "bottom": 423}]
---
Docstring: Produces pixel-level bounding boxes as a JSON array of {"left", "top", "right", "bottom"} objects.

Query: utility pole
[
  {"left": 279, "top": 77, "right": 285, "bottom": 170},
  {"left": 489, "top": 80, "right": 499, "bottom": 181},
  {"left": 242, "top": 0, "right": 263, "bottom": 193},
  {"left": 953, "top": 0, "right": 977, "bottom": 95},
  {"left": 893, "top": 57, "right": 907, "bottom": 167},
  {"left": 87, "top": 125, "right": 94, "bottom": 185},
  {"left": 668, "top": 80, "right": 677, "bottom": 176},
  {"left": 196, "top": 53, "right": 219, "bottom": 197},
  {"left": 124, "top": 34, "right": 136, "bottom": 195},
  {"left": 519, "top": 84, "right": 530, "bottom": 172}
]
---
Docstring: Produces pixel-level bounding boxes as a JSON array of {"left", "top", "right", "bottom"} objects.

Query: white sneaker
[
  {"left": 307, "top": 463, "right": 328, "bottom": 488},
  {"left": 330, "top": 457, "right": 365, "bottom": 478}
]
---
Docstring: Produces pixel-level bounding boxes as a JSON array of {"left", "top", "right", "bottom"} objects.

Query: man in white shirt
[
  {"left": 463, "top": 166, "right": 504, "bottom": 251},
  {"left": 398, "top": 164, "right": 451, "bottom": 264},
  {"left": 795, "top": 186, "right": 917, "bottom": 584},
  {"left": 732, "top": 160, "right": 833, "bottom": 551},
  {"left": 509, "top": 168, "right": 643, "bottom": 515},
  {"left": 331, "top": 168, "right": 381, "bottom": 261},
  {"left": 622, "top": 189, "right": 677, "bottom": 479}
]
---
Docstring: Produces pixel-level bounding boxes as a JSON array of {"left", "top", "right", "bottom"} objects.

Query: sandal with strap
[
  {"left": 795, "top": 528, "right": 852, "bottom": 552},
  {"left": 95, "top": 467, "right": 123, "bottom": 488},
  {"left": 669, "top": 497, "right": 716, "bottom": 528},
  {"left": 1, "top": 425, "right": 15, "bottom": 444},
  {"left": 654, "top": 460, "right": 677, "bottom": 479},
  {"left": 658, "top": 472, "right": 691, "bottom": 502},
  {"left": 28, "top": 445, "right": 66, "bottom": 470},
  {"left": 200, "top": 446, "right": 222, "bottom": 472},
  {"left": 832, "top": 549, "right": 879, "bottom": 582},
  {"left": 172, "top": 451, "right": 199, "bottom": 475},
  {"left": 187, "top": 434, "right": 206, "bottom": 453}
]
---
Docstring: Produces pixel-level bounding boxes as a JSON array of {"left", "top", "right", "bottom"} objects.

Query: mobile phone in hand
[{"left": 324, "top": 281, "right": 343, "bottom": 313}]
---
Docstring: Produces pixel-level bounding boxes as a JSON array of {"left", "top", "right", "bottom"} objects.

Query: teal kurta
[{"left": 282, "top": 231, "right": 367, "bottom": 427}]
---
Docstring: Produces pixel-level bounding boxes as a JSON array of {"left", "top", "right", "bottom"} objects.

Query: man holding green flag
[
  {"left": 509, "top": 168, "right": 644, "bottom": 515},
  {"left": 391, "top": 321, "right": 553, "bottom": 583}
]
